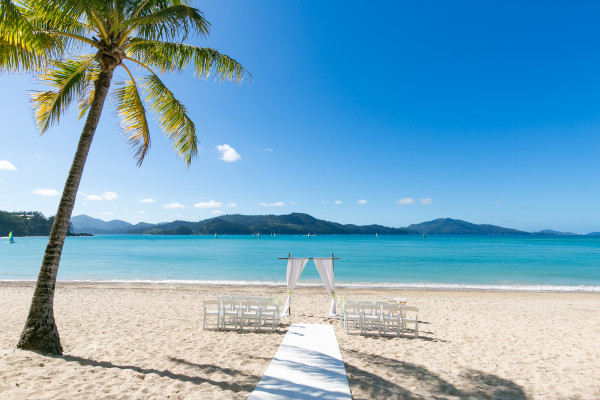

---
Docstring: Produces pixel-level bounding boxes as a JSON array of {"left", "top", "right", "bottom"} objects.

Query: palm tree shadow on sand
[
  {"left": 50, "top": 353, "right": 260, "bottom": 394},
  {"left": 342, "top": 349, "right": 529, "bottom": 400}
]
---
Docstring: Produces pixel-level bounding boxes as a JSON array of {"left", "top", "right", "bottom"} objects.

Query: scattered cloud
[
  {"left": 32, "top": 188, "right": 59, "bottom": 197},
  {"left": 259, "top": 201, "right": 286, "bottom": 207},
  {"left": 101, "top": 211, "right": 112, "bottom": 216},
  {"left": 0, "top": 160, "right": 16, "bottom": 170},
  {"left": 495, "top": 200, "right": 503, "bottom": 204},
  {"left": 398, "top": 198, "right": 416, "bottom": 205},
  {"left": 264, "top": 148, "right": 274, "bottom": 152},
  {"left": 321, "top": 200, "right": 328, "bottom": 204},
  {"left": 194, "top": 200, "right": 222, "bottom": 208},
  {"left": 217, "top": 144, "right": 241, "bottom": 162},
  {"left": 289, "top": 201, "right": 298, "bottom": 205},
  {"left": 87, "top": 191, "right": 118, "bottom": 201},
  {"left": 420, "top": 197, "right": 433, "bottom": 205},
  {"left": 164, "top": 202, "right": 185, "bottom": 209},
  {"left": 140, "top": 198, "right": 155, "bottom": 203},
  {"left": 138, "top": 210, "right": 147, "bottom": 214},
  {"left": 335, "top": 200, "right": 342, "bottom": 205},
  {"left": 226, "top": 202, "right": 237, "bottom": 208},
  {"left": 357, "top": 199, "right": 368, "bottom": 205},
  {"left": 211, "top": 210, "right": 224, "bottom": 215}
]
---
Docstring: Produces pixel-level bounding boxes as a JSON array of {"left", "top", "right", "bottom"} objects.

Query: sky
[{"left": 1, "top": 0, "right": 600, "bottom": 233}]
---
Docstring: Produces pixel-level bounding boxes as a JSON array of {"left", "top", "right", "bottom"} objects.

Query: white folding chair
[
  {"left": 343, "top": 302, "right": 362, "bottom": 334},
  {"left": 381, "top": 304, "right": 402, "bottom": 337},
  {"left": 400, "top": 305, "right": 419, "bottom": 337},
  {"left": 221, "top": 298, "right": 241, "bottom": 330},
  {"left": 258, "top": 299, "right": 280, "bottom": 332},
  {"left": 202, "top": 299, "right": 220, "bottom": 330},
  {"left": 239, "top": 300, "right": 261, "bottom": 331},
  {"left": 360, "top": 304, "right": 382, "bottom": 335}
]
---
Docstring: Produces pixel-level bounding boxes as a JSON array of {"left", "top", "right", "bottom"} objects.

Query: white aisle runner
[{"left": 248, "top": 323, "right": 352, "bottom": 400}]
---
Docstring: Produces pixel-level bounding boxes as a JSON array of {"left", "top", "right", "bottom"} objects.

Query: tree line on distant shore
[{"left": 0, "top": 211, "right": 77, "bottom": 237}]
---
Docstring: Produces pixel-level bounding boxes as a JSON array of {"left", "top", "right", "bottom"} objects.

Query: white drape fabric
[
  {"left": 314, "top": 258, "right": 337, "bottom": 317},
  {"left": 280, "top": 258, "right": 309, "bottom": 317}
]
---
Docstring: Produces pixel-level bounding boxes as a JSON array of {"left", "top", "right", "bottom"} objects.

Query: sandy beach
[{"left": 0, "top": 282, "right": 599, "bottom": 400}]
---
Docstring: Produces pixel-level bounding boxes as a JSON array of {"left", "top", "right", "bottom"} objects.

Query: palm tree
[{"left": 2, "top": 0, "right": 248, "bottom": 355}]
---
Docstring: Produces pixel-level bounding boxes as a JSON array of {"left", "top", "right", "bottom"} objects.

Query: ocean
[{"left": 1, "top": 234, "right": 599, "bottom": 292}]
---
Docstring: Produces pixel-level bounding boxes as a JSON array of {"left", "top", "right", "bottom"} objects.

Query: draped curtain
[
  {"left": 280, "top": 258, "right": 309, "bottom": 317},
  {"left": 313, "top": 258, "right": 337, "bottom": 317}
]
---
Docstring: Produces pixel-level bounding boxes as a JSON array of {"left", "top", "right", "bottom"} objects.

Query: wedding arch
[{"left": 279, "top": 254, "right": 339, "bottom": 318}]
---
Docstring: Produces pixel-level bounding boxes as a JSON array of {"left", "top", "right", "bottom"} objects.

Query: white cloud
[
  {"left": 194, "top": 200, "right": 222, "bottom": 208},
  {"left": 217, "top": 144, "right": 241, "bottom": 162},
  {"left": 264, "top": 148, "right": 274, "bottom": 152},
  {"left": 211, "top": 210, "right": 224, "bottom": 215},
  {"left": 259, "top": 201, "right": 286, "bottom": 207},
  {"left": 140, "top": 198, "right": 155, "bottom": 203},
  {"left": 164, "top": 202, "right": 185, "bottom": 209},
  {"left": 420, "top": 198, "right": 433, "bottom": 205},
  {"left": 321, "top": 200, "right": 328, "bottom": 204},
  {"left": 335, "top": 200, "right": 342, "bottom": 205},
  {"left": 103, "top": 192, "right": 118, "bottom": 200},
  {"left": 495, "top": 200, "right": 503, "bottom": 204},
  {"left": 102, "top": 211, "right": 112, "bottom": 216},
  {"left": 226, "top": 202, "right": 237, "bottom": 208},
  {"left": 0, "top": 160, "right": 16, "bottom": 170},
  {"left": 398, "top": 198, "right": 416, "bottom": 205},
  {"left": 289, "top": 201, "right": 298, "bottom": 205},
  {"left": 32, "top": 188, "right": 59, "bottom": 197},
  {"left": 357, "top": 199, "right": 368, "bottom": 205},
  {"left": 87, "top": 191, "right": 118, "bottom": 201},
  {"left": 138, "top": 210, "right": 147, "bottom": 214}
]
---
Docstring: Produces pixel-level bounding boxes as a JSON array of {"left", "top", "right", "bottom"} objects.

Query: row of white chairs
[
  {"left": 203, "top": 296, "right": 281, "bottom": 332},
  {"left": 340, "top": 301, "right": 419, "bottom": 337}
]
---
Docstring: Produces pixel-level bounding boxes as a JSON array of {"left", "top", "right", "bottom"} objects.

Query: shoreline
[{"left": 2, "top": 279, "right": 599, "bottom": 293}]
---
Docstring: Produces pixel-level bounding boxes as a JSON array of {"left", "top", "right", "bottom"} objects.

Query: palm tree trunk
[{"left": 17, "top": 65, "right": 116, "bottom": 355}]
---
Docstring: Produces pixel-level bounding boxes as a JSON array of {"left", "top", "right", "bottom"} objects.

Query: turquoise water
[{"left": 1, "top": 235, "right": 599, "bottom": 291}]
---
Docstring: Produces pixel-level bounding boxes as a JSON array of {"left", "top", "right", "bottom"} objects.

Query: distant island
[
  {"left": 2, "top": 210, "right": 597, "bottom": 237},
  {"left": 68, "top": 214, "right": 592, "bottom": 236}
]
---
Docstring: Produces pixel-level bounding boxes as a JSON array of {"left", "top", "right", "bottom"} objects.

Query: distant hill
[
  {"left": 125, "top": 213, "right": 411, "bottom": 235},
  {"left": 406, "top": 218, "right": 530, "bottom": 235},
  {"left": 0, "top": 211, "right": 77, "bottom": 236},
  {"left": 70, "top": 215, "right": 134, "bottom": 234},
  {"left": 6, "top": 210, "right": 594, "bottom": 236},
  {"left": 533, "top": 229, "right": 579, "bottom": 236}
]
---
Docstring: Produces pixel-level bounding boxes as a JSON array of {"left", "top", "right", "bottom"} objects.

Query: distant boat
[
  {"left": 8, "top": 231, "right": 15, "bottom": 244},
  {"left": 215, "top": 233, "right": 217, "bottom": 239},
  {"left": 422, "top": 233, "right": 426, "bottom": 239},
  {"left": 376, "top": 233, "right": 378, "bottom": 239}
]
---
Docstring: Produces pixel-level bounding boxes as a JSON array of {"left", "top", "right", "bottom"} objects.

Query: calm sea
[{"left": 1, "top": 234, "right": 599, "bottom": 292}]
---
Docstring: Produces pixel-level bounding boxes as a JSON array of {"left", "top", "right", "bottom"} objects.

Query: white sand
[{"left": 0, "top": 282, "right": 599, "bottom": 399}]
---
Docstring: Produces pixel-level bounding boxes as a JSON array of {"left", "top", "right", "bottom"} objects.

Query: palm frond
[
  {"left": 31, "top": 57, "right": 95, "bottom": 133},
  {"left": 141, "top": 73, "right": 197, "bottom": 166},
  {"left": 118, "top": 4, "right": 210, "bottom": 44},
  {"left": 0, "top": 0, "right": 59, "bottom": 72},
  {"left": 127, "top": 40, "right": 250, "bottom": 83},
  {"left": 113, "top": 74, "right": 151, "bottom": 166}
]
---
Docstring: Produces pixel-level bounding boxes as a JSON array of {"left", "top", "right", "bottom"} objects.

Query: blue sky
[{"left": 1, "top": 1, "right": 600, "bottom": 233}]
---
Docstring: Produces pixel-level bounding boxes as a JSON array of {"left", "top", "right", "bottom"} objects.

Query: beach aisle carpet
[{"left": 249, "top": 323, "right": 352, "bottom": 400}]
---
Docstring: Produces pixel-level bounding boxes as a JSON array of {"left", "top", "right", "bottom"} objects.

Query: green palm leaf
[
  {"left": 120, "top": 4, "right": 210, "bottom": 43},
  {"left": 113, "top": 75, "right": 151, "bottom": 166},
  {"left": 0, "top": 0, "right": 59, "bottom": 72},
  {"left": 142, "top": 73, "right": 197, "bottom": 166},
  {"left": 127, "top": 40, "right": 249, "bottom": 82},
  {"left": 31, "top": 57, "right": 94, "bottom": 133}
]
